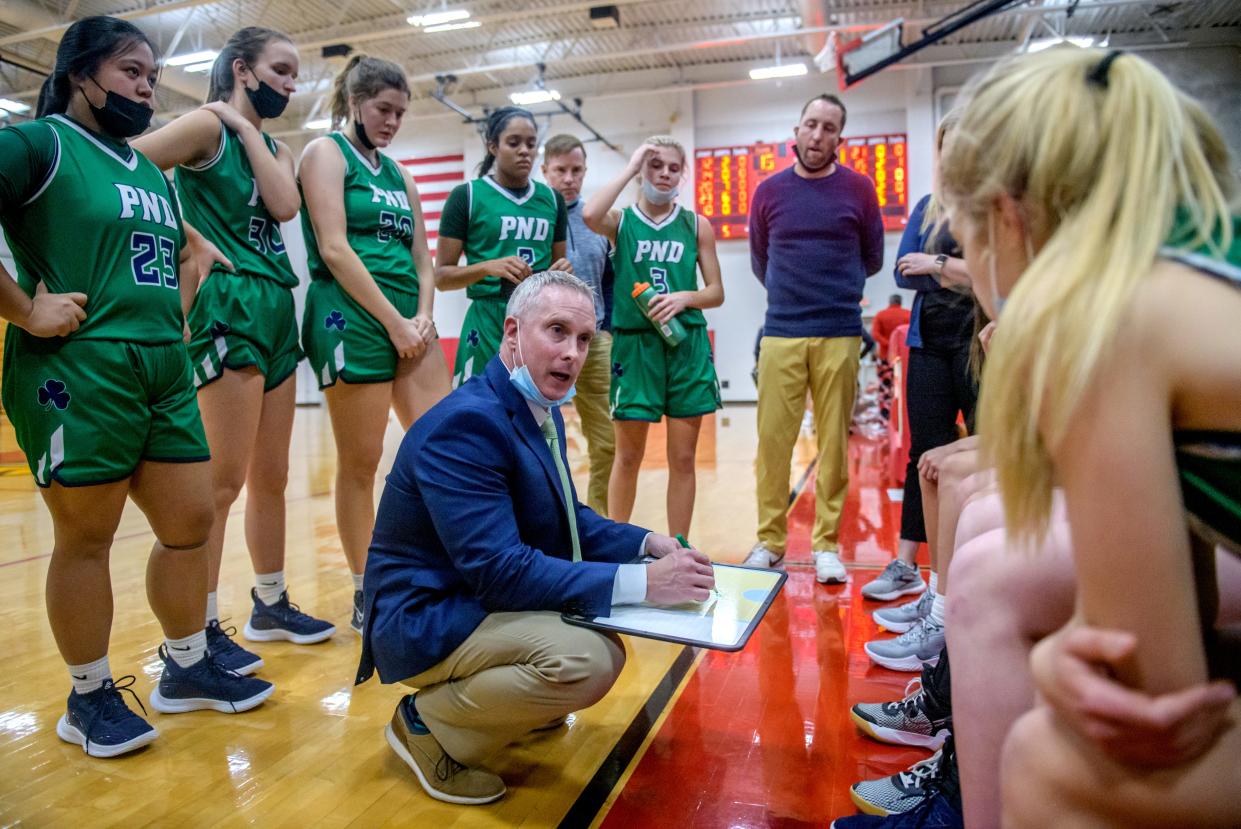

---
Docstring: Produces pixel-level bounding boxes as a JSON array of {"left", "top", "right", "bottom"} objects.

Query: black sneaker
[
  {"left": 243, "top": 588, "right": 336, "bottom": 645},
  {"left": 205, "top": 620, "right": 264, "bottom": 675},
  {"left": 149, "top": 645, "right": 274, "bottom": 714},
  {"left": 351, "top": 590, "right": 364, "bottom": 637},
  {"left": 57, "top": 676, "right": 158, "bottom": 758},
  {"left": 851, "top": 678, "right": 951, "bottom": 750}
]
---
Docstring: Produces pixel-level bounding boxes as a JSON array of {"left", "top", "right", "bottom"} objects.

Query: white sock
[
  {"left": 68, "top": 655, "right": 111, "bottom": 695},
  {"left": 205, "top": 591, "right": 219, "bottom": 625},
  {"left": 255, "top": 571, "right": 286, "bottom": 606},
  {"left": 928, "top": 571, "right": 939, "bottom": 596},
  {"left": 351, "top": 572, "right": 364, "bottom": 592},
  {"left": 165, "top": 630, "right": 208, "bottom": 669},
  {"left": 929, "top": 593, "right": 947, "bottom": 628}
]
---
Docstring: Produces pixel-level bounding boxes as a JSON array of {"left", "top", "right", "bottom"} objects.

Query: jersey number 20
[{"left": 378, "top": 211, "right": 413, "bottom": 243}]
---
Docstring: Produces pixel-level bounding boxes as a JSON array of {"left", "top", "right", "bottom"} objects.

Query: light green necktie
[{"left": 540, "top": 416, "right": 582, "bottom": 562}]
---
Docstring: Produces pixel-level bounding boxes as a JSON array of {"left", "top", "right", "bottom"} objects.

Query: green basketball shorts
[
  {"left": 453, "top": 297, "right": 506, "bottom": 388},
  {"left": 301, "top": 279, "right": 421, "bottom": 389},
  {"left": 2, "top": 330, "right": 209, "bottom": 487},
  {"left": 609, "top": 325, "right": 721, "bottom": 422},
  {"left": 187, "top": 269, "right": 302, "bottom": 392}
]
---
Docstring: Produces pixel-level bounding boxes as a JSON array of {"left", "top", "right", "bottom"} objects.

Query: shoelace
[
  {"left": 886, "top": 678, "right": 925, "bottom": 718},
  {"left": 435, "top": 750, "right": 468, "bottom": 783},
  {"left": 84, "top": 675, "right": 146, "bottom": 754},
  {"left": 197, "top": 650, "right": 246, "bottom": 713},
  {"left": 898, "top": 752, "right": 942, "bottom": 787},
  {"left": 207, "top": 619, "right": 243, "bottom": 643},
  {"left": 274, "top": 597, "right": 319, "bottom": 624}
]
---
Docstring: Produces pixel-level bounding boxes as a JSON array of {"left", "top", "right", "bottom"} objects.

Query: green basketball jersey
[
  {"left": 459, "top": 177, "right": 560, "bottom": 300},
  {"left": 610, "top": 204, "right": 704, "bottom": 330},
  {"left": 301, "top": 133, "right": 419, "bottom": 296},
  {"left": 174, "top": 122, "right": 297, "bottom": 287},
  {"left": 0, "top": 115, "right": 186, "bottom": 344}
]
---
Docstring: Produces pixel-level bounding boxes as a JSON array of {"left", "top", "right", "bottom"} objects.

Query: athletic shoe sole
[
  {"left": 227, "top": 655, "right": 264, "bottom": 676},
  {"left": 863, "top": 643, "right": 940, "bottom": 672},
  {"left": 243, "top": 621, "right": 336, "bottom": 645},
  {"left": 816, "top": 571, "right": 848, "bottom": 584},
  {"left": 871, "top": 613, "right": 924, "bottom": 634},
  {"left": 849, "top": 784, "right": 900, "bottom": 816},
  {"left": 148, "top": 683, "right": 275, "bottom": 714},
  {"left": 56, "top": 715, "right": 158, "bottom": 758},
  {"left": 742, "top": 555, "right": 785, "bottom": 569},
  {"left": 384, "top": 723, "right": 506, "bottom": 805},
  {"left": 862, "top": 581, "right": 927, "bottom": 602},
  {"left": 849, "top": 709, "right": 950, "bottom": 750}
]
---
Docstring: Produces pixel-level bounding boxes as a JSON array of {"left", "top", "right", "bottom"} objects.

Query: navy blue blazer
[{"left": 356, "top": 356, "right": 649, "bottom": 685}]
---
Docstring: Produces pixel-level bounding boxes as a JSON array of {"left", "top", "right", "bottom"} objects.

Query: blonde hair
[
  {"left": 920, "top": 108, "right": 963, "bottom": 237},
  {"left": 941, "top": 46, "right": 1234, "bottom": 539},
  {"left": 329, "top": 54, "right": 409, "bottom": 129},
  {"left": 644, "top": 134, "right": 686, "bottom": 165}
]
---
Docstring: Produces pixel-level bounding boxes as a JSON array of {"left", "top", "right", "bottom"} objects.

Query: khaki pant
[
  {"left": 572, "top": 331, "right": 615, "bottom": 515},
  {"left": 755, "top": 335, "right": 861, "bottom": 553},
  {"left": 403, "top": 612, "right": 625, "bottom": 768}
]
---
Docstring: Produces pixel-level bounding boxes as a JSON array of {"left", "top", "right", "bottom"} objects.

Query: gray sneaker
[
  {"left": 850, "top": 749, "right": 943, "bottom": 816},
  {"left": 872, "top": 589, "right": 933, "bottom": 633},
  {"left": 864, "top": 618, "right": 945, "bottom": 672},
  {"left": 862, "top": 559, "right": 926, "bottom": 601},
  {"left": 850, "top": 678, "right": 952, "bottom": 749}
]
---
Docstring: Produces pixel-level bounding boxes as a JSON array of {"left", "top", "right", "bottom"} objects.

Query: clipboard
[{"left": 562, "top": 563, "right": 787, "bottom": 651}]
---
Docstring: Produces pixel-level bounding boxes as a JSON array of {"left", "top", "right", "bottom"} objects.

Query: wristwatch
[{"left": 934, "top": 254, "right": 948, "bottom": 279}]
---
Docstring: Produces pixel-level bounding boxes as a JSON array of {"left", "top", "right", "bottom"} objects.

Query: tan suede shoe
[{"left": 385, "top": 701, "right": 506, "bottom": 805}]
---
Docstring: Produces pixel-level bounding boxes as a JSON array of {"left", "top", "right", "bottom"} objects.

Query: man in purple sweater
[{"left": 743, "top": 93, "right": 884, "bottom": 584}]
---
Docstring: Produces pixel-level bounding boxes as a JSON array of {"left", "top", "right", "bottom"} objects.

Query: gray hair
[{"left": 505, "top": 270, "right": 594, "bottom": 319}]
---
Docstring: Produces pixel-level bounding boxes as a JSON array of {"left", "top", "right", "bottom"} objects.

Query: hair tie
[{"left": 1086, "top": 50, "right": 1124, "bottom": 88}]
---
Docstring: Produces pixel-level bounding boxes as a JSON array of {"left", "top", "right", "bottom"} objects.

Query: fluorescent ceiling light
[
  {"left": 510, "top": 89, "right": 561, "bottom": 105},
  {"left": 749, "top": 63, "right": 808, "bottom": 80},
  {"left": 304, "top": 117, "right": 332, "bottom": 130},
  {"left": 182, "top": 60, "right": 215, "bottom": 73},
  {"left": 0, "top": 97, "right": 31, "bottom": 114},
  {"left": 167, "top": 49, "right": 219, "bottom": 67},
  {"left": 408, "top": 9, "right": 470, "bottom": 26},
  {"left": 1027, "top": 36, "right": 1096, "bottom": 53},
  {"left": 422, "top": 20, "right": 481, "bottom": 33}
]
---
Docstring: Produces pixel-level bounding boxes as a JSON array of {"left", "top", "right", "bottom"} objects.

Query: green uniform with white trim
[
  {"left": 175, "top": 122, "right": 301, "bottom": 391},
  {"left": 608, "top": 205, "right": 719, "bottom": 421},
  {"left": 0, "top": 115, "right": 208, "bottom": 486},
  {"left": 439, "top": 176, "right": 564, "bottom": 387},
  {"left": 300, "top": 133, "right": 422, "bottom": 389}
]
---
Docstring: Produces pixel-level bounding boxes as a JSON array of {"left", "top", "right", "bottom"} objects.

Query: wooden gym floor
[{"left": 0, "top": 402, "right": 923, "bottom": 827}]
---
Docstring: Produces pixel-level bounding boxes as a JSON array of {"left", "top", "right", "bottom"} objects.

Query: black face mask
[
  {"left": 793, "top": 143, "right": 836, "bottom": 174},
  {"left": 84, "top": 77, "right": 153, "bottom": 138},
  {"left": 354, "top": 118, "right": 375, "bottom": 151},
  {"left": 243, "top": 68, "right": 289, "bottom": 119}
]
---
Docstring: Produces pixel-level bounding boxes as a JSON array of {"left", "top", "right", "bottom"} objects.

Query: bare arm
[
  {"left": 131, "top": 108, "right": 222, "bottom": 170},
  {"left": 301, "top": 138, "right": 424, "bottom": 359},
  {"left": 0, "top": 266, "right": 86, "bottom": 337},
  {"left": 583, "top": 143, "right": 653, "bottom": 242},
  {"left": 198, "top": 101, "right": 301, "bottom": 222}
]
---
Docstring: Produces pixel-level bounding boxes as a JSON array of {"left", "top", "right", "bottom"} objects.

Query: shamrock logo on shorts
[
  {"left": 611, "top": 361, "right": 624, "bottom": 378},
  {"left": 324, "top": 310, "right": 347, "bottom": 331},
  {"left": 466, "top": 329, "right": 480, "bottom": 347},
  {"left": 37, "top": 379, "right": 71, "bottom": 411},
  {"left": 209, "top": 320, "right": 231, "bottom": 339}
]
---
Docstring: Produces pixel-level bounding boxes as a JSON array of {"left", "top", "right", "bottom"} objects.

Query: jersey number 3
[
  {"left": 650, "top": 267, "right": 669, "bottom": 294},
  {"left": 130, "top": 232, "right": 179, "bottom": 289}
]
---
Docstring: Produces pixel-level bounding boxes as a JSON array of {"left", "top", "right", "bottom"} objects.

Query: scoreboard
[{"left": 694, "top": 135, "right": 908, "bottom": 239}]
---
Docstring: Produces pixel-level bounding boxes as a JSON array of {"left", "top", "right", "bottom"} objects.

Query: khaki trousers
[
  {"left": 403, "top": 612, "right": 625, "bottom": 768},
  {"left": 572, "top": 331, "right": 616, "bottom": 515},
  {"left": 755, "top": 335, "right": 861, "bottom": 552}
]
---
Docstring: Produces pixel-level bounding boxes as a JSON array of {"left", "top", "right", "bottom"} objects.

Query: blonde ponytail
[{"left": 941, "top": 46, "right": 1234, "bottom": 540}]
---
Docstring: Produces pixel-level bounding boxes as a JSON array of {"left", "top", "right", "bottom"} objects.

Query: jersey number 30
[
  {"left": 130, "top": 232, "right": 178, "bottom": 289},
  {"left": 248, "top": 217, "right": 287, "bottom": 255},
  {"left": 378, "top": 211, "right": 413, "bottom": 243}
]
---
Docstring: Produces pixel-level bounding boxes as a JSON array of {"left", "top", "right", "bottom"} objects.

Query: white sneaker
[
  {"left": 814, "top": 550, "right": 847, "bottom": 584},
  {"left": 743, "top": 541, "right": 784, "bottom": 569}
]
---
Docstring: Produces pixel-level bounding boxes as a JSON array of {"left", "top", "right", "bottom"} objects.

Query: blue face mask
[{"left": 508, "top": 325, "right": 576, "bottom": 408}]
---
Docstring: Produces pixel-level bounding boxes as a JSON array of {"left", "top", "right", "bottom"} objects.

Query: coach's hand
[
  {"left": 645, "top": 546, "right": 714, "bottom": 605},
  {"left": 21, "top": 281, "right": 87, "bottom": 338}
]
